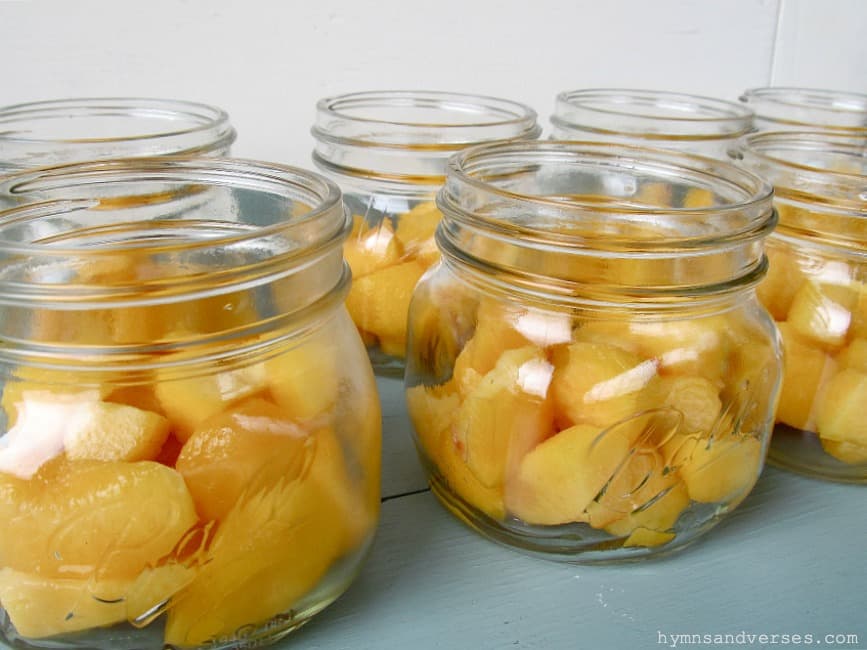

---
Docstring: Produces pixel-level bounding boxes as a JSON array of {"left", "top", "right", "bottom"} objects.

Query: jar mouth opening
[
  {"left": 313, "top": 90, "right": 541, "bottom": 148},
  {"left": 0, "top": 158, "right": 349, "bottom": 310},
  {"left": 737, "top": 131, "right": 867, "bottom": 207},
  {"left": 553, "top": 89, "right": 754, "bottom": 138},
  {"left": 442, "top": 141, "right": 774, "bottom": 250},
  {"left": 740, "top": 87, "right": 867, "bottom": 115},
  {"left": 0, "top": 98, "right": 237, "bottom": 167},
  {"left": 0, "top": 157, "right": 344, "bottom": 256}
]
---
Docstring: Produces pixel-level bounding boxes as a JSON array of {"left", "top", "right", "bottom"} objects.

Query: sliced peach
[
  {"left": 453, "top": 346, "right": 555, "bottom": 487},
  {"left": 550, "top": 341, "right": 658, "bottom": 429}
]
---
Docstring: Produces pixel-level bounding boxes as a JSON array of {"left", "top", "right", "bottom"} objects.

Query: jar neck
[
  {"left": 739, "top": 87, "right": 867, "bottom": 133},
  {"left": 736, "top": 131, "right": 867, "bottom": 252},
  {"left": 437, "top": 141, "right": 775, "bottom": 309},
  {"left": 311, "top": 91, "right": 541, "bottom": 183},
  {"left": 0, "top": 98, "right": 236, "bottom": 171},
  {"left": 551, "top": 89, "right": 754, "bottom": 143},
  {"left": 0, "top": 158, "right": 349, "bottom": 366}
]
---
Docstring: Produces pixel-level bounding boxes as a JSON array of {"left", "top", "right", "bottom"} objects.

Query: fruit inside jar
[
  {"left": 0, "top": 260, "right": 381, "bottom": 648},
  {"left": 407, "top": 294, "right": 777, "bottom": 556}
]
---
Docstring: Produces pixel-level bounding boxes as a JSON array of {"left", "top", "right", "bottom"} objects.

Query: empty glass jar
[
  {"left": 737, "top": 131, "right": 867, "bottom": 482},
  {"left": 550, "top": 89, "right": 754, "bottom": 158},
  {"left": 739, "top": 87, "right": 867, "bottom": 134},
  {"left": 311, "top": 90, "right": 541, "bottom": 376},
  {"left": 405, "top": 141, "right": 780, "bottom": 562},
  {"left": 0, "top": 158, "right": 381, "bottom": 648}
]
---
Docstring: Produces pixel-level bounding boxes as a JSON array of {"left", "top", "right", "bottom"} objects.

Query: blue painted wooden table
[{"left": 286, "top": 377, "right": 867, "bottom": 650}]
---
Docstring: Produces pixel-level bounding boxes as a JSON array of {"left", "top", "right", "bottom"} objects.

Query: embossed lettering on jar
[
  {"left": 311, "top": 90, "right": 540, "bottom": 376},
  {"left": 737, "top": 131, "right": 867, "bottom": 482},
  {"left": 0, "top": 159, "right": 381, "bottom": 649},
  {"left": 405, "top": 141, "right": 781, "bottom": 562}
]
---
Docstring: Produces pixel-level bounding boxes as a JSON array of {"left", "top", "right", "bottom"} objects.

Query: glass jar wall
[
  {"left": 737, "top": 131, "right": 867, "bottom": 482},
  {"left": 311, "top": 90, "right": 540, "bottom": 376},
  {"left": 0, "top": 159, "right": 381, "bottom": 648},
  {"left": 0, "top": 97, "right": 236, "bottom": 174},
  {"left": 550, "top": 89, "right": 753, "bottom": 158},
  {"left": 738, "top": 88, "right": 867, "bottom": 134},
  {"left": 405, "top": 141, "right": 780, "bottom": 562}
]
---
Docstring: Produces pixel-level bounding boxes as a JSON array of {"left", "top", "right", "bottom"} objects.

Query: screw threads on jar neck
[
  {"left": 550, "top": 89, "right": 754, "bottom": 155},
  {"left": 0, "top": 158, "right": 349, "bottom": 366},
  {"left": 739, "top": 88, "right": 867, "bottom": 133},
  {"left": 736, "top": 131, "right": 867, "bottom": 252},
  {"left": 436, "top": 141, "right": 775, "bottom": 309},
  {"left": 311, "top": 90, "right": 541, "bottom": 188},
  {"left": 0, "top": 98, "right": 237, "bottom": 172}
]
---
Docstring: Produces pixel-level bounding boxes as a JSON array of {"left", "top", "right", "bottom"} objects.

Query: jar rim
[
  {"left": 552, "top": 88, "right": 754, "bottom": 138},
  {"left": 443, "top": 140, "right": 774, "bottom": 249},
  {"left": 738, "top": 130, "right": 867, "bottom": 180},
  {"left": 740, "top": 87, "right": 867, "bottom": 115},
  {"left": 0, "top": 97, "right": 237, "bottom": 168},
  {"left": 313, "top": 90, "right": 541, "bottom": 148},
  {"left": 0, "top": 156, "right": 344, "bottom": 257}
]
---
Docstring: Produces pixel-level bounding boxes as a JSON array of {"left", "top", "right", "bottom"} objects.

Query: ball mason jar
[
  {"left": 405, "top": 141, "right": 781, "bottom": 562},
  {"left": 550, "top": 89, "right": 754, "bottom": 159},
  {"left": 311, "top": 90, "right": 541, "bottom": 376},
  {"left": 0, "top": 158, "right": 381, "bottom": 648},
  {"left": 739, "top": 87, "right": 867, "bottom": 134},
  {"left": 736, "top": 131, "right": 867, "bottom": 482}
]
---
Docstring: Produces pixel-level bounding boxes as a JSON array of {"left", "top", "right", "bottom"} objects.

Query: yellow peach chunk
[
  {"left": 586, "top": 447, "right": 663, "bottom": 529},
  {"left": 656, "top": 375, "right": 722, "bottom": 434},
  {"left": 438, "top": 427, "right": 505, "bottom": 520},
  {"left": 176, "top": 398, "right": 311, "bottom": 522},
  {"left": 0, "top": 563, "right": 195, "bottom": 639},
  {"left": 64, "top": 402, "right": 171, "bottom": 462},
  {"left": 551, "top": 341, "right": 658, "bottom": 429},
  {"left": 266, "top": 339, "right": 337, "bottom": 421},
  {"left": 506, "top": 422, "right": 631, "bottom": 526},
  {"left": 0, "top": 459, "right": 198, "bottom": 580},
  {"left": 164, "top": 429, "right": 353, "bottom": 647},
  {"left": 106, "top": 384, "right": 165, "bottom": 415},
  {"left": 453, "top": 346, "right": 555, "bottom": 487},
  {"left": 756, "top": 246, "right": 805, "bottom": 321},
  {"left": 821, "top": 438, "right": 867, "bottom": 464},
  {"left": 155, "top": 362, "right": 266, "bottom": 442},
  {"left": 406, "top": 382, "right": 460, "bottom": 464},
  {"left": 394, "top": 202, "right": 442, "bottom": 258},
  {"left": 788, "top": 280, "right": 857, "bottom": 350},
  {"left": 343, "top": 215, "right": 403, "bottom": 279},
  {"left": 345, "top": 260, "right": 427, "bottom": 345},
  {"left": 2, "top": 372, "right": 108, "bottom": 429},
  {"left": 628, "top": 318, "right": 730, "bottom": 384},
  {"left": 605, "top": 479, "right": 690, "bottom": 546},
  {"left": 379, "top": 334, "right": 407, "bottom": 358},
  {"left": 815, "top": 368, "right": 867, "bottom": 445},
  {"left": 682, "top": 188, "right": 714, "bottom": 209},
  {"left": 835, "top": 338, "right": 867, "bottom": 372},
  {"left": 776, "top": 322, "right": 836, "bottom": 431},
  {"left": 674, "top": 433, "right": 763, "bottom": 503},
  {"left": 452, "top": 300, "right": 532, "bottom": 391}
]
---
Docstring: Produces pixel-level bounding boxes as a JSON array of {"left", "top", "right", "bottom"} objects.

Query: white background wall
[{"left": 2, "top": 0, "right": 865, "bottom": 168}]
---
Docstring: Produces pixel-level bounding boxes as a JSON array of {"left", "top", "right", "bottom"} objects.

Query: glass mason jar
[
  {"left": 550, "top": 89, "right": 754, "bottom": 159},
  {"left": 311, "top": 90, "right": 541, "bottom": 376},
  {"left": 0, "top": 158, "right": 381, "bottom": 648},
  {"left": 736, "top": 131, "right": 867, "bottom": 482},
  {"left": 739, "top": 87, "right": 867, "bottom": 134},
  {"left": 405, "top": 141, "right": 781, "bottom": 562},
  {"left": 0, "top": 97, "right": 236, "bottom": 174}
]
